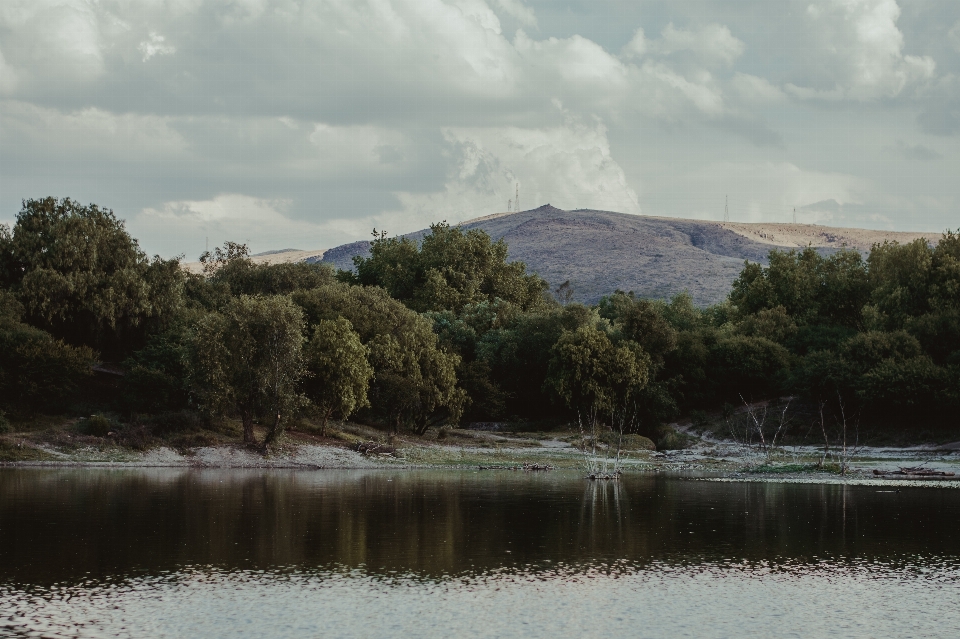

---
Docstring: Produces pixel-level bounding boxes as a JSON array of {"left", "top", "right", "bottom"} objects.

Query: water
[{"left": 1, "top": 469, "right": 958, "bottom": 638}]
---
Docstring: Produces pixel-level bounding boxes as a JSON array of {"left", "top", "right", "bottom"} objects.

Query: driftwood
[
  {"left": 354, "top": 441, "right": 397, "bottom": 456},
  {"left": 477, "top": 463, "right": 554, "bottom": 471},
  {"left": 873, "top": 467, "right": 956, "bottom": 479}
]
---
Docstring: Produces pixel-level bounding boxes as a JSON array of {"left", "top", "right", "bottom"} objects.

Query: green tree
[
  {"left": 346, "top": 223, "right": 549, "bottom": 313},
  {"left": 293, "top": 284, "right": 465, "bottom": 433},
  {"left": 545, "top": 324, "right": 651, "bottom": 418},
  {"left": 708, "top": 335, "right": 791, "bottom": 401},
  {"left": 0, "top": 198, "right": 184, "bottom": 356},
  {"left": 200, "top": 241, "right": 335, "bottom": 298},
  {"left": 731, "top": 247, "right": 868, "bottom": 328},
  {"left": 477, "top": 304, "right": 599, "bottom": 418},
  {"left": 302, "top": 318, "right": 374, "bottom": 435},
  {"left": 192, "top": 295, "right": 306, "bottom": 446},
  {"left": 0, "top": 292, "right": 95, "bottom": 409}
]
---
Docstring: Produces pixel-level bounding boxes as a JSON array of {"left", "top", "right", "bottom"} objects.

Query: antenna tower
[
  {"left": 515, "top": 183, "right": 520, "bottom": 213},
  {"left": 793, "top": 207, "right": 796, "bottom": 224},
  {"left": 724, "top": 195, "right": 729, "bottom": 223},
  {"left": 508, "top": 199, "right": 512, "bottom": 212}
]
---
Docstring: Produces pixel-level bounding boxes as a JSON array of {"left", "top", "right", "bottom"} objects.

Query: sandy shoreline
[{"left": 4, "top": 438, "right": 958, "bottom": 487}]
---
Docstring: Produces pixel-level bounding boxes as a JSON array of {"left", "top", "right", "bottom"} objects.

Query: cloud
[
  {"left": 493, "top": 0, "right": 536, "bottom": 28},
  {"left": 916, "top": 74, "right": 960, "bottom": 135},
  {"left": 0, "top": 100, "right": 188, "bottom": 161},
  {"left": 133, "top": 194, "right": 323, "bottom": 258},
  {"left": 883, "top": 140, "right": 942, "bottom": 161},
  {"left": 651, "top": 23, "right": 745, "bottom": 67},
  {"left": 730, "top": 73, "right": 786, "bottom": 105},
  {"left": 668, "top": 162, "right": 871, "bottom": 224},
  {"left": 787, "top": 0, "right": 935, "bottom": 100},
  {"left": 0, "top": 0, "right": 107, "bottom": 87},
  {"left": 392, "top": 117, "right": 640, "bottom": 227},
  {"left": 950, "top": 20, "right": 960, "bottom": 52},
  {"left": 621, "top": 28, "right": 647, "bottom": 58},
  {"left": 138, "top": 32, "right": 176, "bottom": 61}
]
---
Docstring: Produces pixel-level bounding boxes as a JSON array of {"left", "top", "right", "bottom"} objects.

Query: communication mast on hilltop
[
  {"left": 515, "top": 183, "right": 520, "bottom": 213},
  {"left": 793, "top": 207, "right": 797, "bottom": 224},
  {"left": 724, "top": 195, "right": 729, "bottom": 223},
  {"left": 508, "top": 199, "right": 512, "bottom": 212}
]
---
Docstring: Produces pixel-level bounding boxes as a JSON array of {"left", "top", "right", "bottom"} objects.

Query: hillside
[
  {"left": 184, "top": 206, "right": 941, "bottom": 305},
  {"left": 317, "top": 206, "right": 941, "bottom": 305}
]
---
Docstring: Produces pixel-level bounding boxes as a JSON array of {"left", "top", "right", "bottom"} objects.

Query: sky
[{"left": 1, "top": 0, "right": 958, "bottom": 258}]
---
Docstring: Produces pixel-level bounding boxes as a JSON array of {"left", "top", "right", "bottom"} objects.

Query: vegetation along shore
[{"left": 2, "top": 197, "right": 959, "bottom": 478}]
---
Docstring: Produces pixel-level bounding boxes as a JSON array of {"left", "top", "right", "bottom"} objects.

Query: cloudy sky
[{"left": 1, "top": 0, "right": 958, "bottom": 258}]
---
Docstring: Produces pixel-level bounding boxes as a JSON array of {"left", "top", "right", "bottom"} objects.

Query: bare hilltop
[{"left": 195, "top": 206, "right": 941, "bottom": 306}]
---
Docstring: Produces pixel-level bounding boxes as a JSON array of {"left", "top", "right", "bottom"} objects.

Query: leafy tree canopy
[
  {"left": 345, "top": 223, "right": 549, "bottom": 313},
  {"left": 192, "top": 294, "right": 306, "bottom": 446},
  {"left": 303, "top": 317, "right": 373, "bottom": 435},
  {"left": 0, "top": 198, "right": 183, "bottom": 356}
]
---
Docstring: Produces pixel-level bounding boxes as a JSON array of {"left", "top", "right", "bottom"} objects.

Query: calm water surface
[{"left": 1, "top": 468, "right": 958, "bottom": 638}]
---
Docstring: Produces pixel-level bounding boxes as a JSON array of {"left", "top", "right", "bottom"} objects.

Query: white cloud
[
  {"left": 789, "top": 0, "right": 935, "bottom": 100},
  {"left": 138, "top": 32, "right": 176, "bottom": 61},
  {"left": 134, "top": 194, "right": 325, "bottom": 257},
  {"left": 493, "top": 0, "right": 537, "bottom": 28},
  {"left": 0, "top": 100, "right": 188, "bottom": 160},
  {"left": 0, "top": 49, "right": 18, "bottom": 95},
  {"left": 515, "top": 30, "right": 626, "bottom": 85},
  {"left": 0, "top": 0, "right": 106, "bottom": 86},
  {"left": 651, "top": 23, "right": 745, "bottom": 67},
  {"left": 670, "top": 162, "right": 871, "bottom": 224},
  {"left": 949, "top": 20, "right": 960, "bottom": 53},
  {"left": 391, "top": 117, "right": 640, "bottom": 228},
  {"left": 621, "top": 28, "right": 647, "bottom": 58},
  {"left": 730, "top": 73, "right": 786, "bottom": 104}
]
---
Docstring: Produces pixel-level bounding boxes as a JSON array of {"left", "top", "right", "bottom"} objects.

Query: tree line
[{"left": 1, "top": 197, "right": 958, "bottom": 446}]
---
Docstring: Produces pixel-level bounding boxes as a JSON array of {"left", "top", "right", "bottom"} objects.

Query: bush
[
  {"left": 80, "top": 414, "right": 114, "bottom": 437},
  {"left": 0, "top": 411, "right": 10, "bottom": 434},
  {"left": 656, "top": 425, "right": 691, "bottom": 450}
]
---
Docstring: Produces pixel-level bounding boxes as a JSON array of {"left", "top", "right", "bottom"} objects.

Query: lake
[{"left": 1, "top": 468, "right": 958, "bottom": 638}]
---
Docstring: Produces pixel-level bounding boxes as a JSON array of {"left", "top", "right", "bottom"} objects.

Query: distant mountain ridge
[{"left": 314, "top": 205, "right": 940, "bottom": 305}]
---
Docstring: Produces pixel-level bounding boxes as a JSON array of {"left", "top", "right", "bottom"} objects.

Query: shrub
[{"left": 80, "top": 414, "right": 114, "bottom": 437}]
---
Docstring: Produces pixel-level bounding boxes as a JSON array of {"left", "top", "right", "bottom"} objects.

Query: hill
[
  {"left": 316, "top": 206, "right": 941, "bottom": 305},
  {"left": 184, "top": 206, "right": 941, "bottom": 305}
]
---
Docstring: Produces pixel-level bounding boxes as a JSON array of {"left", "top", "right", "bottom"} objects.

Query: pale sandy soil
[
  {"left": 718, "top": 221, "right": 941, "bottom": 252},
  {"left": 10, "top": 435, "right": 959, "bottom": 488},
  {"left": 183, "top": 248, "right": 326, "bottom": 274}
]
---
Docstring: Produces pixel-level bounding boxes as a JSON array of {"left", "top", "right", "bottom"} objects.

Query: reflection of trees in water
[
  {"left": 1, "top": 470, "right": 957, "bottom": 586},
  {"left": 578, "top": 480, "right": 630, "bottom": 555}
]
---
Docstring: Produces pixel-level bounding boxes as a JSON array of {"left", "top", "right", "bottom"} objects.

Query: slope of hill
[{"left": 317, "top": 205, "right": 941, "bottom": 305}]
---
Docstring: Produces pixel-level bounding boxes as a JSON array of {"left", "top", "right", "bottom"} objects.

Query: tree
[
  {"left": 546, "top": 324, "right": 651, "bottom": 418},
  {"left": 302, "top": 318, "right": 373, "bottom": 435},
  {"left": 293, "top": 284, "right": 465, "bottom": 434},
  {"left": 200, "top": 241, "right": 335, "bottom": 298},
  {"left": 0, "top": 292, "right": 95, "bottom": 409},
  {"left": 730, "top": 247, "right": 868, "bottom": 328},
  {"left": 346, "top": 223, "right": 549, "bottom": 313},
  {"left": 598, "top": 292, "right": 677, "bottom": 365},
  {"left": 192, "top": 295, "right": 306, "bottom": 447},
  {"left": 708, "top": 335, "right": 791, "bottom": 401},
  {"left": 0, "top": 198, "right": 184, "bottom": 357}
]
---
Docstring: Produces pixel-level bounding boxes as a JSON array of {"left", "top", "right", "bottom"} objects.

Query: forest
[{"left": 1, "top": 197, "right": 959, "bottom": 449}]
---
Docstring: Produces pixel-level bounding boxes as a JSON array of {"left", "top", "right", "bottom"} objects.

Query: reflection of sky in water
[
  {"left": 3, "top": 561, "right": 960, "bottom": 638},
  {"left": 2, "top": 469, "right": 959, "bottom": 637}
]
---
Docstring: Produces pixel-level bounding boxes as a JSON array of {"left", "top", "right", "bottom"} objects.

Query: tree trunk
[
  {"left": 319, "top": 408, "right": 333, "bottom": 437},
  {"left": 262, "top": 411, "right": 282, "bottom": 449},
  {"left": 241, "top": 410, "right": 256, "bottom": 444}
]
